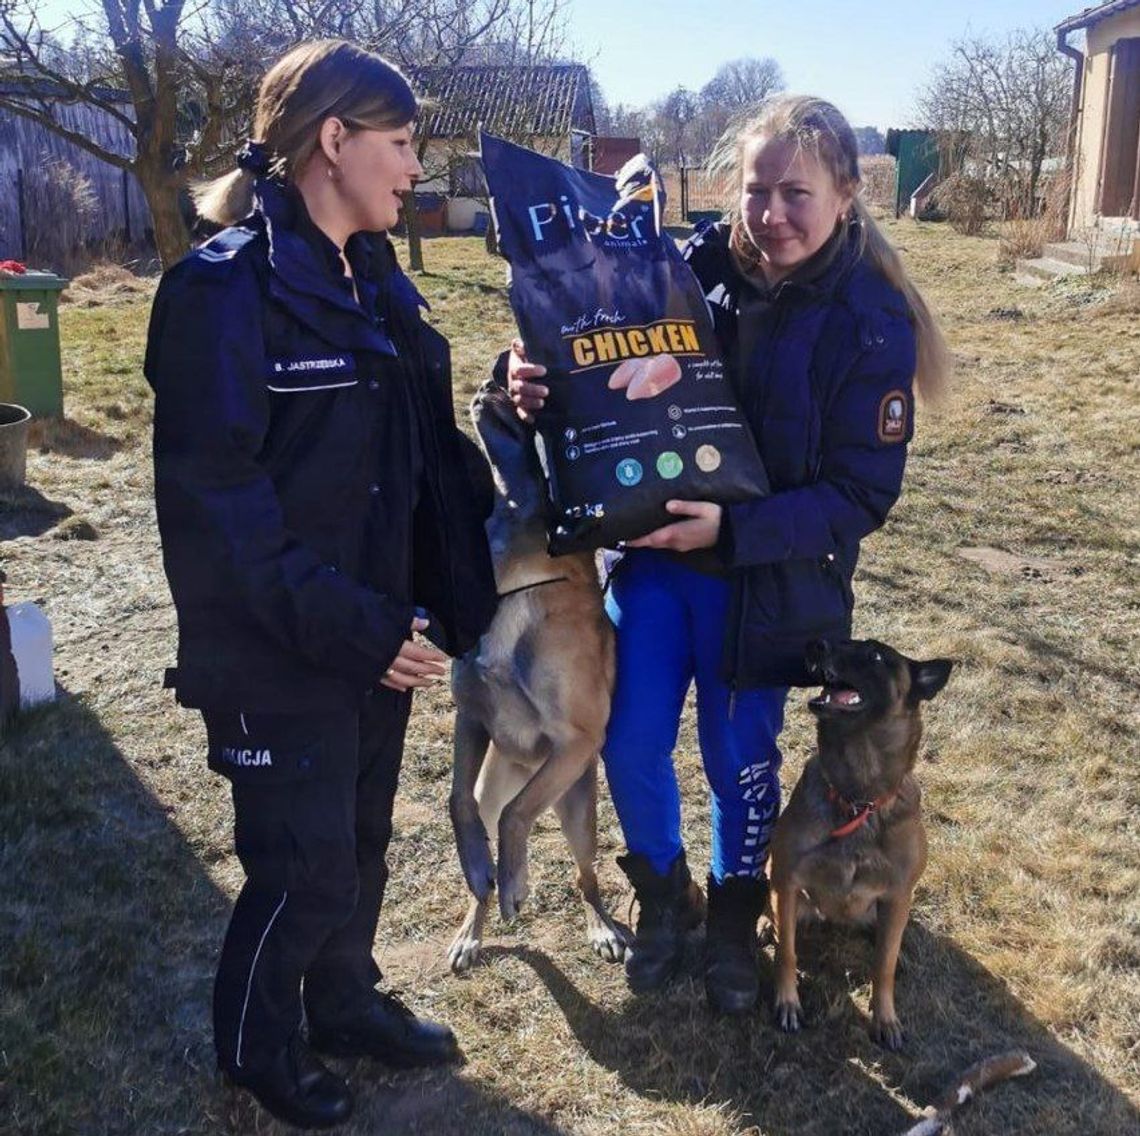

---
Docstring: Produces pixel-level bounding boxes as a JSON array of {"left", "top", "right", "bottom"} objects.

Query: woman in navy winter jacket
[
  {"left": 146, "top": 41, "right": 495, "bottom": 1129},
  {"left": 509, "top": 96, "right": 949, "bottom": 1015}
]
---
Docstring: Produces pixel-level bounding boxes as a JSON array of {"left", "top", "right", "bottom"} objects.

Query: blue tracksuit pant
[{"left": 602, "top": 551, "right": 787, "bottom": 882}]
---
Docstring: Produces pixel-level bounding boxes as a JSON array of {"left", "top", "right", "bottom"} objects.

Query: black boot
[
  {"left": 222, "top": 1032, "right": 353, "bottom": 1130},
  {"left": 704, "top": 874, "right": 768, "bottom": 1015},
  {"left": 308, "top": 990, "right": 463, "bottom": 1068},
  {"left": 617, "top": 850, "right": 706, "bottom": 994}
]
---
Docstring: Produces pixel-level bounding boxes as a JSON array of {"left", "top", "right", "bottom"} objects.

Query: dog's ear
[{"left": 909, "top": 658, "right": 954, "bottom": 702}]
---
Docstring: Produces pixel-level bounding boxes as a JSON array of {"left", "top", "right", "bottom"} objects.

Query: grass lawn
[{"left": 1, "top": 220, "right": 1138, "bottom": 1135}]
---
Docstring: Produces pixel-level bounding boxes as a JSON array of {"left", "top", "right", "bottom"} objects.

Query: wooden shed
[{"left": 0, "top": 81, "right": 153, "bottom": 272}]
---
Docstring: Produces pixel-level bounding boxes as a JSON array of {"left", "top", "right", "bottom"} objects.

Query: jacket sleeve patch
[{"left": 877, "top": 389, "right": 909, "bottom": 443}]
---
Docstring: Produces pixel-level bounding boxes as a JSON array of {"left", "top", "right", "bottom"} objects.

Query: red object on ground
[{"left": 0, "top": 260, "right": 27, "bottom": 274}]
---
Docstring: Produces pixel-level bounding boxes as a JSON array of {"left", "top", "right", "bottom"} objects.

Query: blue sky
[
  {"left": 35, "top": 0, "right": 1086, "bottom": 131},
  {"left": 569, "top": 0, "right": 1086, "bottom": 130}
]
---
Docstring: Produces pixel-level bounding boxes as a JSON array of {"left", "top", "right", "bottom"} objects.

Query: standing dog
[
  {"left": 447, "top": 375, "right": 627, "bottom": 973},
  {"left": 769, "top": 639, "right": 952, "bottom": 1049}
]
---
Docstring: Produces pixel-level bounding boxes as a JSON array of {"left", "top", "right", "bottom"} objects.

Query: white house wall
[{"left": 1071, "top": 9, "right": 1140, "bottom": 231}]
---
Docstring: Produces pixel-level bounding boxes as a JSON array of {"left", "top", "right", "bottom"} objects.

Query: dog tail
[{"left": 898, "top": 1050, "right": 1036, "bottom": 1135}]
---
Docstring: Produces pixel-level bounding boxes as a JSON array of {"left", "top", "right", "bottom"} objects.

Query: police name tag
[{"left": 267, "top": 355, "right": 357, "bottom": 391}]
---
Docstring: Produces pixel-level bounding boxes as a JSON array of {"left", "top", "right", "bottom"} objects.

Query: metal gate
[{"left": 679, "top": 166, "right": 727, "bottom": 224}]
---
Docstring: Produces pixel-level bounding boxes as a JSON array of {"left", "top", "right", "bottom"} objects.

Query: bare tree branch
[{"left": 917, "top": 28, "right": 1071, "bottom": 219}]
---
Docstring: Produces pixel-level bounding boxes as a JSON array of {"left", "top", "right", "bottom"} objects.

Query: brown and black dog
[
  {"left": 446, "top": 375, "right": 627, "bottom": 973},
  {"left": 769, "top": 638, "right": 953, "bottom": 1049}
]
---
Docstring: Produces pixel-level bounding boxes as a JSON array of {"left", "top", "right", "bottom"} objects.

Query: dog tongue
[{"left": 831, "top": 688, "right": 861, "bottom": 706}]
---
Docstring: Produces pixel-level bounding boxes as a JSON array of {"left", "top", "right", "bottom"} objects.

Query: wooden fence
[{"left": 0, "top": 97, "right": 154, "bottom": 274}]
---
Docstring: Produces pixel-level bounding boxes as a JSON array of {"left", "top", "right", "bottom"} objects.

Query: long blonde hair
[
  {"left": 193, "top": 39, "right": 418, "bottom": 227},
  {"left": 709, "top": 95, "right": 951, "bottom": 403}
]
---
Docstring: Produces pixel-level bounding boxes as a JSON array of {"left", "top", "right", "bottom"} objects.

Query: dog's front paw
[
  {"left": 587, "top": 917, "right": 630, "bottom": 963},
  {"left": 774, "top": 993, "right": 806, "bottom": 1033},
  {"left": 497, "top": 862, "right": 529, "bottom": 920},
  {"left": 447, "top": 929, "right": 483, "bottom": 974},
  {"left": 870, "top": 1011, "right": 905, "bottom": 1051}
]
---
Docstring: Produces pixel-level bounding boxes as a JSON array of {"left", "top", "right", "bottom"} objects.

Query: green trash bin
[{"left": 0, "top": 270, "right": 69, "bottom": 418}]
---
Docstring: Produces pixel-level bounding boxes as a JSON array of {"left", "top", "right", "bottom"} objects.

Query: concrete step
[
  {"left": 1043, "top": 239, "right": 1133, "bottom": 269},
  {"left": 1015, "top": 255, "right": 1091, "bottom": 281},
  {"left": 1043, "top": 241, "right": 1100, "bottom": 268}
]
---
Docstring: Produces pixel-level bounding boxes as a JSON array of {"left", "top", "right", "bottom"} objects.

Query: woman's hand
[
  {"left": 627, "top": 500, "right": 723, "bottom": 552},
  {"left": 507, "top": 338, "right": 548, "bottom": 421},
  {"left": 380, "top": 616, "right": 449, "bottom": 692}
]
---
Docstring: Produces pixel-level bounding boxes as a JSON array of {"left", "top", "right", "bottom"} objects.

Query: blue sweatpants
[{"left": 602, "top": 551, "right": 787, "bottom": 882}]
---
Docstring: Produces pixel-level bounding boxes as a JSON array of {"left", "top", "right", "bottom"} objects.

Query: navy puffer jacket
[{"left": 682, "top": 220, "right": 917, "bottom": 687}]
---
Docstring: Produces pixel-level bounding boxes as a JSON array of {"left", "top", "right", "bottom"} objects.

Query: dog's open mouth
[{"left": 809, "top": 685, "right": 865, "bottom": 712}]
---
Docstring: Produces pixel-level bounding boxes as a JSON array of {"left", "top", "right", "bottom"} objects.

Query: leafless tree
[
  {"left": 692, "top": 56, "right": 784, "bottom": 160},
  {"left": 636, "top": 57, "right": 785, "bottom": 169},
  {"left": 916, "top": 28, "right": 1072, "bottom": 220},
  {"left": 0, "top": 0, "right": 239, "bottom": 268},
  {"left": 853, "top": 125, "right": 885, "bottom": 156},
  {"left": 699, "top": 57, "right": 784, "bottom": 113},
  {"left": 0, "top": 0, "right": 571, "bottom": 268},
  {"left": 601, "top": 102, "right": 646, "bottom": 140},
  {"left": 645, "top": 86, "right": 697, "bottom": 167}
]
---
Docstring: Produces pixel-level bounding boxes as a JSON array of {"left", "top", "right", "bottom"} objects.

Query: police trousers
[{"left": 201, "top": 688, "right": 410, "bottom": 1074}]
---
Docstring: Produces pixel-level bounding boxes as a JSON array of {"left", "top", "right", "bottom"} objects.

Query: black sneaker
[
  {"left": 309, "top": 990, "right": 463, "bottom": 1068},
  {"left": 222, "top": 1033, "right": 353, "bottom": 1130}
]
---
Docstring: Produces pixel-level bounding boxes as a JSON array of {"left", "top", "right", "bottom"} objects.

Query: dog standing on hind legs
[
  {"left": 769, "top": 638, "right": 953, "bottom": 1049},
  {"left": 446, "top": 373, "right": 628, "bottom": 973}
]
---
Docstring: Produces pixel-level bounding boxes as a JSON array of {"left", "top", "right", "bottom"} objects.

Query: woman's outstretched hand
[
  {"left": 627, "top": 500, "right": 723, "bottom": 552},
  {"left": 507, "top": 338, "right": 548, "bottom": 421}
]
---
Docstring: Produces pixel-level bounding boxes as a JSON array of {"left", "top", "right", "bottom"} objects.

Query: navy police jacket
[
  {"left": 682, "top": 220, "right": 917, "bottom": 687},
  {"left": 145, "top": 180, "right": 497, "bottom": 712}
]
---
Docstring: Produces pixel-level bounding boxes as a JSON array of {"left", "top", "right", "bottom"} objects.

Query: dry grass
[
  {"left": 1, "top": 222, "right": 1138, "bottom": 1135},
  {"left": 60, "top": 263, "right": 157, "bottom": 308},
  {"left": 997, "top": 216, "right": 1058, "bottom": 265}
]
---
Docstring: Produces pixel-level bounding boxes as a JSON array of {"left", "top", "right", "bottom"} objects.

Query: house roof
[
  {"left": 1055, "top": 0, "right": 1140, "bottom": 35},
  {"left": 409, "top": 64, "right": 594, "bottom": 139}
]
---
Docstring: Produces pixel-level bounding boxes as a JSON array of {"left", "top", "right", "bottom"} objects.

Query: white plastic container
[{"left": 5, "top": 601, "right": 55, "bottom": 706}]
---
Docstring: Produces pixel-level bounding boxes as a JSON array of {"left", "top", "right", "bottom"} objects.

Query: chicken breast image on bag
[
  {"left": 480, "top": 132, "right": 769, "bottom": 554},
  {"left": 607, "top": 354, "right": 683, "bottom": 400}
]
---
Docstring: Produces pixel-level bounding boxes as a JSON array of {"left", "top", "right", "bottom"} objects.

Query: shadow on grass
[
  {"left": 488, "top": 921, "right": 1140, "bottom": 1135},
  {"left": 0, "top": 694, "right": 570, "bottom": 1136},
  {"left": 0, "top": 483, "right": 73, "bottom": 540},
  {"left": 28, "top": 417, "right": 123, "bottom": 460}
]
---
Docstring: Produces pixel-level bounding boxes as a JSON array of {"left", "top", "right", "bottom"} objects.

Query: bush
[
  {"left": 927, "top": 172, "right": 991, "bottom": 235},
  {"left": 998, "top": 216, "right": 1055, "bottom": 263},
  {"left": 996, "top": 164, "right": 1069, "bottom": 264},
  {"left": 859, "top": 155, "right": 896, "bottom": 211},
  {"left": 20, "top": 156, "right": 153, "bottom": 276}
]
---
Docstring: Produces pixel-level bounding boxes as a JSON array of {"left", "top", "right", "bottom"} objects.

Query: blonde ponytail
[
  {"left": 851, "top": 198, "right": 951, "bottom": 404},
  {"left": 192, "top": 169, "right": 257, "bottom": 228}
]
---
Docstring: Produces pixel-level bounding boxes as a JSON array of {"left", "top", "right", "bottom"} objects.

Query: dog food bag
[{"left": 480, "top": 131, "right": 769, "bottom": 554}]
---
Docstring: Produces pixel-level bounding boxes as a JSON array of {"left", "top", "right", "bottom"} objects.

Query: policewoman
[
  {"left": 145, "top": 41, "right": 496, "bottom": 1129},
  {"left": 510, "top": 96, "right": 949, "bottom": 1016}
]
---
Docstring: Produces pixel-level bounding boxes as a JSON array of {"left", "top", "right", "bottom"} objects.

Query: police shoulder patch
[
  {"left": 877, "top": 388, "right": 909, "bottom": 443},
  {"left": 191, "top": 226, "right": 259, "bottom": 268}
]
